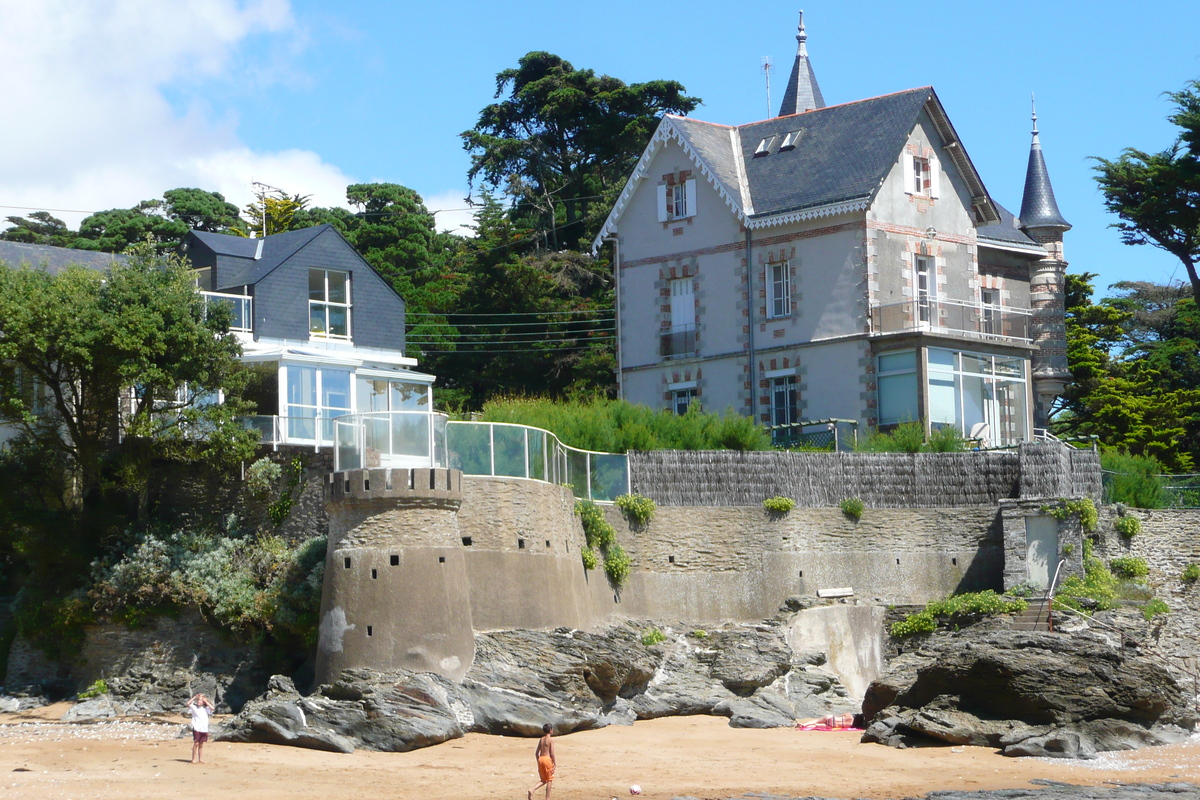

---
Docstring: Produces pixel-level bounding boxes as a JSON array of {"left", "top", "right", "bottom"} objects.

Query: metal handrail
[{"left": 1042, "top": 557, "right": 1067, "bottom": 632}]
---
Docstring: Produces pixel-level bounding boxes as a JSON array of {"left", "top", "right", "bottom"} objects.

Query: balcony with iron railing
[
  {"left": 870, "top": 298, "right": 1031, "bottom": 343},
  {"left": 201, "top": 291, "right": 253, "bottom": 333},
  {"left": 660, "top": 324, "right": 696, "bottom": 359}
]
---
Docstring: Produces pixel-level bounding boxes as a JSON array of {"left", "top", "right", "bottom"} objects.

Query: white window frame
[
  {"left": 672, "top": 387, "right": 697, "bottom": 415},
  {"left": 912, "top": 156, "right": 928, "bottom": 195},
  {"left": 309, "top": 268, "right": 352, "bottom": 341},
  {"left": 980, "top": 288, "right": 1000, "bottom": 335},
  {"left": 914, "top": 255, "right": 935, "bottom": 323},
  {"left": 769, "top": 374, "right": 798, "bottom": 427},
  {"left": 767, "top": 260, "right": 791, "bottom": 319}
]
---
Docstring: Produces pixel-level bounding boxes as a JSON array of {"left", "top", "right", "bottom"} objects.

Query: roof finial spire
[
  {"left": 1019, "top": 94, "right": 1070, "bottom": 231},
  {"left": 1031, "top": 92, "right": 1040, "bottom": 144},
  {"left": 778, "top": 10, "right": 825, "bottom": 116}
]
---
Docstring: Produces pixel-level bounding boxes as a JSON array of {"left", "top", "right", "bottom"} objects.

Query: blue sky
[{"left": 2, "top": 0, "right": 1199, "bottom": 295}]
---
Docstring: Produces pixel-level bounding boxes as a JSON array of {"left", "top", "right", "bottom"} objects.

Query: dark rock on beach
[
  {"left": 861, "top": 627, "right": 1199, "bottom": 758},
  {"left": 215, "top": 619, "right": 855, "bottom": 752},
  {"left": 691, "top": 783, "right": 1200, "bottom": 800}
]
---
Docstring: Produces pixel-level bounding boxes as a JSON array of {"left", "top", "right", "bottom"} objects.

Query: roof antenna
[
  {"left": 762, "top": 56, "right": 773, "bottom": 119},
  {"left": 1030, "top": 92, "right": 1040, "bottom": 143}
]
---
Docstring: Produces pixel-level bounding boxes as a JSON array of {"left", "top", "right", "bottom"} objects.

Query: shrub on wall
[
  {"left": 1110, "top": 556, "right": 1149, "bottom": 580},
  {"left": 890, "top": 590, "right": 1026, "bottom": 637},
  {"left": 641, "top": 627, "right": 667, "bottom": 646},
  {"left": 1142, "top": 598, "right": 1170, "bottom": 620},
  {"left": 1114, "top": 514, "right": 1142, "bottom": 538},
  {"left": 762, "top": 496, "right": 796, "bottom": 514},
  {"left": 603, "top": 543, "right": 632, "bottom": 586},
  {"left": 839, "top": 497, "right": 864, "bottom": 520},
  {"left": 1182, "top": 563, "right": 1200, "bottom": 583},
  {"left": 580, "top": 547, "right": 599, "bottom": 571},
  {"left": 1044, "top": 497, "right": 1098, "bottom": 533},
  {"left": 245, "top": 457, "right": 283, "bottom": 499},
  {"left": 615, "top": 493, "right": 656, "bottom": 527},
  {"left": 575, "top": 501, "right": 615, "bottom": 549}
]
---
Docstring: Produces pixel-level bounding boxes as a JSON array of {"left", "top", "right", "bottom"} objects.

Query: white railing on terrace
[
  {"left": 316, "top": 414, "right": 629, "bottom": 503},
  {"left": 201, "top": 291, "right": 253, "bottom": 332},
  {"left": 870, "top": 298, "right": 1031, "bottom": 342}
]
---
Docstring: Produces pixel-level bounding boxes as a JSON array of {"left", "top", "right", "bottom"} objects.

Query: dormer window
[
  {"left": 779, "top": 131, "right": 801, "bottom": 151},
  {"left": 309, "top": 268, "right": 351, "bottom": 340},
  {"left": 754, "top": 136, "right": 774, "bottom": 158}
]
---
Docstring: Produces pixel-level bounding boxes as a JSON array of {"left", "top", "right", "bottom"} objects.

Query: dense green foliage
[
  {"left": 615, "top": 493, "right": 656, "bottom": 527},
  {"left": 890, "top": 591, "right": 1027, "bottom": 637},
  {"left": 462, "top": 51, "right": 700, "bottom": 250},
  {"left": 1093, "top": 79, "right": 1200, "bottom": 307},
  {"left": 477, "top": 396, "right": 770, "bottom": 452},
  {"left": 575, "top": 499, "right": 637, "bottom": 587},
  {"left": 1044, "top": 498, "right": 1099, "bottom": 533},
  {"left": 856, "top": 421, "right": 968, "bottom": 453},
  {"left": 1114, "top": 514, "right": 1142, "bottom": 537},
  {"left": 1142, "top": 598, "right": 1171, "bottom": 620},
  {"left": 602, "top": 543, "right": 632, "bottom": 586},
  {"left": 78, "top": 679, "right": 109, "bottom": 699},
  {"left": 1056, "top": 274, "right": 1200, "bottom": 470},
  {"left": 1109, "top": 555, "right": 1150, "bottom": 579},
  {"left": 1182, "top": 563, "right": 1200, "bottom": 582},
  {"left": 1102, "top": 451, "right": 1169, "bottom": 508},
  {"left": 762, "top": 496, "right": 796, "bottom": 514},
  {"left": 839, "top": 497, "right": 864, "bottom": 520},
  {"left": 0, "top": 245, "right": 259, "bottom": 649}
]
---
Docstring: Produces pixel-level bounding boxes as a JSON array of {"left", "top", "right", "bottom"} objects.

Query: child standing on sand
[
  {"left": 527, "top": 723, "right": 556, "bottom": 800},
  {"left": 187, "top": 693, "right": 215, "bottom": 764}
]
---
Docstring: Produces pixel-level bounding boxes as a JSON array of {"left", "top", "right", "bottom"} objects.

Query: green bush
[
  {"left": 641, "top": 627, "right": 667, "bottom": 646},
  {"left": 689, "top": 629, "right": 708, "bottom": 639},
  {"left": 890, "top": 591, "right": 1026, "bottom": 637},
  {"left": 575, "top": 500, "right": 615, "bottom": 549},
  {"left": 763, "top": 496, "right": 796, "bottom": 514},
  {"left": 1101, "top": 451, "right": 1167, "bottom": 509},
  {"left": 1142, "top": 598, "right": 1170, "bottom": 620},
  {"left": 1114, "top": 515, "right": 1142, "bottom": 538},
  {"left": 477, "top": 396, "right": 771, "bottom": 452},
  {"left": 1110, "top": 556, "right": 1149, "bottom": 579},
  {"left": 78, "top": 678, "right": 109, "bottom": 699},
  {"left": 840, "top": 497, "right": 864, "bottom": 520},
  {"left": 245, "top": 457, "right": 282, "bottom": 499},
  {"left": 857, "top": 421, "right": 927, "bottom": 453},
  {"left": 615, "top": 493, "right": 656, "bottom": 527},
  {"left": 1182, "top": 563, "right": 1200, "bottom": 583},
  {"left": 890, "top": 610, "right": 936, "bottom": 636},
  {"left": 1062, "top": 542, "right": 1076, "bottom": 555},
  {"left": 603, "top": 543, "right": 632, "bottom": 586},
  {"left": 927, "top": 424, "right": 970, "bottom": 452},
  {"left": 1056, "top": 540, "right": 1119, "bottom": 613},
  {"left": 580, "top": 547, "right": 598, "bottom": 571},
  {"left": 1044, "top": 498, "right": 1098, "bottom": 533}
]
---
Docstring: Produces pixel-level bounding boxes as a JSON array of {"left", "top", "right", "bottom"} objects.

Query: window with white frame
[
  {"left": 285, "top": 365, "right": 351, "bottom": 442},
  {"left": 309, "top": 269, "right": 351, "bottom": 339},
  {"left": 912, "top": 156, "right": 928, "bottom": 194},
  {"left": 672, "top": 387, "right": 698, "bottom": 416},
  {"left": 981, "top": 288, "right": 1000, "bottom": 335},
  {"left": 656, "top": 177, "right": 697, "bottom": 222},
  {"left": 914, "top": 255, "right": 934, "bottom": 323},
  {"left": 768, "top": 260, "right": 790, "bottom": 318},
  {"left": 769, "top": 375, "right": 798, "bottom": 427},
  {"left": 355, "top": 377, "right": 430, "bottom": 412},
  {"left": 903, "top": 152, "right": 939, "bottom": 197}
]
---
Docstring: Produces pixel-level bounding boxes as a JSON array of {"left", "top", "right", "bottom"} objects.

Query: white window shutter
[
  {"left": 657, "top": 184, "right": 668, "bottom": 222},
  {"left": 930, "top": 157, "right": 941, "bottom": 199},
  {"left": 903, "top": 152, "right": 915, "bottom": 194},
  {"left": 684, "top": 178, "right": 696, "bottom": 218}
]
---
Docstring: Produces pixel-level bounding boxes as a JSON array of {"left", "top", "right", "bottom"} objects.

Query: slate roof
[
  {"left": 186, "top": 225, "right": 329, "bottom": 290},
  {"left": 1019, "top": 124, "right": 1070, "bottom": 231},
  {"left": 778, "top": 13, "right": 824, "bottom": 117},
  {"left": 977, "top": 203, "right": 1041, "bottom": 249},
  {"left": 0, "top": 240, "right": 127, "bottom": 274}
]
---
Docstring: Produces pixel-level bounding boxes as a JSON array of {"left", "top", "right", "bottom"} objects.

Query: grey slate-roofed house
[
  {"left": 594, "top": 16, "right": 1071, "bottom": 448},
  {"left": 181, "top": 224, "right": 435, "bottom": 452}
]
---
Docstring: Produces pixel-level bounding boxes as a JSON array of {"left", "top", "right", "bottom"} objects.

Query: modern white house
[{"left": 594, "top": 15, "right": 1072, "bottom": 448}]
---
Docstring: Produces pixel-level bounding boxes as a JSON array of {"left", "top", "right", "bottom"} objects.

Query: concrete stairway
[{"left": 1009, "top": 597, "right": 1052, "bottom": 631}]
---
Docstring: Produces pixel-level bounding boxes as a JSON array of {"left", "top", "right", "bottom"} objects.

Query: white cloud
[
  {"left": 0, "top": 0, "right": 352, "bottom": 228},
  {"left": 422, "top": 189, "right": 478, "bottom": 237}
]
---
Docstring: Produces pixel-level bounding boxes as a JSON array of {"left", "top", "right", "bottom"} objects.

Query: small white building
[{"left": 594, "top": 15, "right": 1071, "bottom": 448}]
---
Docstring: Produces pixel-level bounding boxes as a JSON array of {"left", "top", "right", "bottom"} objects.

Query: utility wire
[
  {"left": 407, "top": 309, "right": 611, "bottom": 316},
  {"left": 408, "top": 319, "right": 613, "bottom": 329}
]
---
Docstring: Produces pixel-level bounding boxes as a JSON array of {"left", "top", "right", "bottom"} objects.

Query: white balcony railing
[
  {"left": 870, "top": 298, "right": 1031, "bottom": 342},
  {"left": 201, "top": 291, "right": 253, "bottom": 332}
]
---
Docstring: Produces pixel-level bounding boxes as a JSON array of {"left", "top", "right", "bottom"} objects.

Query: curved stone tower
[{"left": 315, "top": 467, "right": 474, "bottom": 685}]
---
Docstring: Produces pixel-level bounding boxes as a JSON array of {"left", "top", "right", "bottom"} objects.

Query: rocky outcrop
[
  {"left": 687, "top": 783, "right": 1200, "bottom": 800},
  {"left": 215, "top": 618, "right": 856, "bottom": 752},
  {"left": 861, "top": 626, "right": 1199, "bottom": 758}
]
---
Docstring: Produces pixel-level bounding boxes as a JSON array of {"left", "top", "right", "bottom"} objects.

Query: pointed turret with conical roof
[
  {"left": 1019, "top": 100, "right": 1071, "bottom": 231},
  {"left": 1019, "top": 98, "right": 1072, "bottom": 429},
  {"left": 778, "top": 11, "right": 825, "bottom": 117}
]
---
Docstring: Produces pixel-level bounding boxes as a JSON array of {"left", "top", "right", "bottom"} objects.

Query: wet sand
[{"left": 2, "top": 706, "right": 1198, "bottom": 800}]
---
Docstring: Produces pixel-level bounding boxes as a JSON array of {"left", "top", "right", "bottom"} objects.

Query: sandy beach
[{"left": 2, "top": 706, "right": 1198, "bottom": 800}]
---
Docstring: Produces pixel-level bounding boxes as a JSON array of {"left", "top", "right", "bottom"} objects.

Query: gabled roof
[
  {"left": 185, "top": 225, "right": 330, "bottom": 290},
  {"left": 0, "top": 240, "right": 127, "bottom": 274},
  {"left": 593, "top": 87, "right": 1001, "bottom": 251}
]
